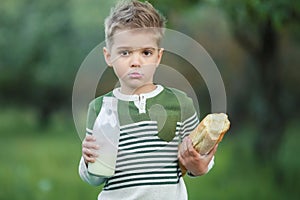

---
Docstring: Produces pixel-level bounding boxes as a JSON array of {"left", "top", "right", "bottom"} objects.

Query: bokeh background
[{"left": 1, "top": 0, "right": 300, "bottom": 199}]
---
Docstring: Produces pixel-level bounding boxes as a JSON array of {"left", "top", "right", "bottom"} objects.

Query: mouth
[{"left": 128, "top": 72, "right": 143, "bottom": 79}]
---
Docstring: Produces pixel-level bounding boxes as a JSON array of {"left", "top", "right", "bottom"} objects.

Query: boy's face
[{"left": 103, "top": 29, "right": 163, "bottom": 94}]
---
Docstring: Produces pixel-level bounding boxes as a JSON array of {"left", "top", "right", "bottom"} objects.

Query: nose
[{"left": 130, "top": 52, "right": 141, "bottom": 68}]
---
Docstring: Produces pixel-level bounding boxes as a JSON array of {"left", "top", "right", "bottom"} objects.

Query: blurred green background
[{"left": 1, "top": 0, "right": 300, "bottom": 199}]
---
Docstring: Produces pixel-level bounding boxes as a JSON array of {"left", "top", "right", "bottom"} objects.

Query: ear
[
  {"left": 103, "top": 47, "right": 112, "bottom": 67},
  {"left": 156, "top": 48, "right": 164, "bottom": 67}
]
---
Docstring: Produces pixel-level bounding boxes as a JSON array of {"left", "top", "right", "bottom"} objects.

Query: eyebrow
[{"left": 116, "top": 46, "right": 158, "bottom": 50}]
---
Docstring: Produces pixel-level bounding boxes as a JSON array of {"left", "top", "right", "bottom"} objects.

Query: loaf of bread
[
  {"left": 180, "top": 113, "right": 230, "bottom": 175},
  {"left": 190, "top": 113, "right": 230, "bottom": 155}
]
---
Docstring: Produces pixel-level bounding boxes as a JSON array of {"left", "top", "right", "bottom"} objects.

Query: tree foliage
[
  {"left": 0, "top": 0, "right": 299, "bottom": 160},
  {"left": 218, "top": 0, "right": 300, "bottom": 163},
  {"left": 0, "top": 0, "right": 113, "bottom": 125}
]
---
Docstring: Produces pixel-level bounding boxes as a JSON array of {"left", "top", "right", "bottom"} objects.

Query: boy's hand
[
  {"left": 82, "top": 135, "right": 99, "bottom": 164},
  {"left": 178, "top": 136, "right": 218, "bottom": 176}
]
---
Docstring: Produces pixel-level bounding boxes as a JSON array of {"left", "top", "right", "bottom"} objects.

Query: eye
[
  {"left": 119, "top": 50, "right": 131, "bottom": 57},
  {"left": 142, "top": 49, "right": 153, "bottom": 57}
]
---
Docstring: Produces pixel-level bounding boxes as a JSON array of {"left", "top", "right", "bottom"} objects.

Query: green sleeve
[
  {"left": 86, "top": 91, "right": 114, "bottom": 131},
  {"left": 169, "top": 88, "right": 198, "bottom": 122},
  {"left": 86, "top": 97, "right": 103, "bottom": 131}
]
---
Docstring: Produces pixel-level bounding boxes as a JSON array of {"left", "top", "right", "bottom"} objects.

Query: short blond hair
[{"left": 104, "top": 0, "right": 166, "bottom": 48}]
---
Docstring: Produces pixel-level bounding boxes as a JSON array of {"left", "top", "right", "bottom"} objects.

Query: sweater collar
[{"left": 112, "top": 85, "right": 163, "bottom": 101}]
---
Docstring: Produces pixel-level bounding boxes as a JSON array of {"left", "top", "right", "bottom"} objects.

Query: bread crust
[
  {"left": 180, "top": 113, "right": 230, "bottom": 175},
  {"left": 192, "top": 113, "right": 230, "bottom": 154}
]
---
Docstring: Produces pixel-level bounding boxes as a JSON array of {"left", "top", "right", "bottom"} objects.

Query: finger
[
  {"left": 179, "top": 140, "right": 188, "bottom": 159},
  {"left": 83, "top": 151, "right": 98, "bottom": 163},
  {"left": 85, "top": 134, "right": 96, "bottom": 142},
  {"left": 83, "top": 154, "right": 96, "bottom": 163},
  {"left": 186, "top": 137, "right": 196, "bottom": 156},
  {"left": 202, "top": 144, "right": 218, "bottom": 160},
  {"left": 208, "top": 143, "right": 218, "bottom": 156},
  {"left": 82, "top": 142, "right": 99, "bottom": 150},
  {"left": 179, "top": 139, "right": 187, "bottom": 155},
  {"left": 83, "top": 147, "right": 99, "bottom": 157},
  {"left": 82, "top": 139, "right": 99, "bottom": 150},
  {"left": 179, "top": 144, "right": 185, "bottom": 158},
  {"left": 177, "top": 152, "right": 185, "bottom": 166},
  {"left": 177, "top": 152, "right": 182, "bottom": 161}
]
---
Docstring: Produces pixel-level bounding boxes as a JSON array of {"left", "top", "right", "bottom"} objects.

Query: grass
[
  {"left": 0, "top": 107, "right": 299, "bottom": 200},
  {"left": 185, "top": 121, "right": 300, "bottom": 200},
  {"left": 0, "top": 108, "right": 101, "bottom": 200}
]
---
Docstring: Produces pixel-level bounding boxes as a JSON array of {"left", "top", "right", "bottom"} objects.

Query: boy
[{"left": 79, "top": 1, "right": 217, "bottom": 199}]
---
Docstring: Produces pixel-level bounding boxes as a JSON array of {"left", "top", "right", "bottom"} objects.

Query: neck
[{"left": 120, "top": 84, "right": 157, "bottom": 95}]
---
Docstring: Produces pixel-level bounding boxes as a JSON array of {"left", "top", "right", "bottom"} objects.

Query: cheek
[
  {"left": 143, "top": 65, "right": 157, "bottom": 79},
  {"left": 144, "top": 63, "right": 157, "bottom": 72},
  {"left": 113, "top": 65, "right": 128, "bottom": 79}
]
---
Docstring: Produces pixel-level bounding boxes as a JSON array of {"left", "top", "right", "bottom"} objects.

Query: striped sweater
[{"left": 79, "top": 85, "right": 214, "bottom": 200}]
